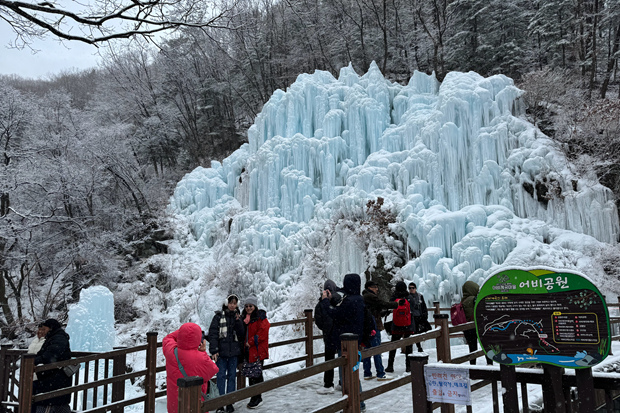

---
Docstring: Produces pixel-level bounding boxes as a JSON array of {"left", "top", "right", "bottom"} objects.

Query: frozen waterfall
[{"left": 170, "top": 63, "right": 619, "bottom": 309}]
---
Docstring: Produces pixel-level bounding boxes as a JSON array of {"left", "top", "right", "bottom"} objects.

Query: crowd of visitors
[{"left": 22, "top": 278, "right": 479, "bottom": 413}]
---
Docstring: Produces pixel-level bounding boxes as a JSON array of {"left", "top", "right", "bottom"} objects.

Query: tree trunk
[{"left": 600, "top": 23, "right": 620, "bottom": 99}]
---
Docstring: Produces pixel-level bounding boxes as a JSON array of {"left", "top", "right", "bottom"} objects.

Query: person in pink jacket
[{"left": 163, "top": 323, "right": 219, "bottom": 413}]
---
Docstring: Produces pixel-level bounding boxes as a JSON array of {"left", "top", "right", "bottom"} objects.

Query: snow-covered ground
[{"left": 145, "top": 337, "right": 620, "bottom": 413}]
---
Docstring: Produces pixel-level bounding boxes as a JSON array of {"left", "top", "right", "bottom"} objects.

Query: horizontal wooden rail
[
  {"left": 451, "top": 349, "right": 486, "bottom": 365},
  {"left": 269, "top": 337, "right": 306, "bottom": 348},
  {"left": 33, "top": 368, "right": 148, "bottom": 403},
  {"left": 202, "top": 357, "right": 346, "bottom": 411},
  {"left": 361, "top": 374, "right": 410, "bottom": 399},
  {"left": 264, "top": 355, "right": 307, "bottom": 369},
  {"left": 34, "top": 345, "right": 151, "bottom": 373},
  {"left": 270, "top": 318, "right": 307, "bottom": 327},
  {"left": 448, "top": 321, "right": 475, "bottom": 334},
  {"left": 309, "top": 397, "right": 349, "bottom": 413},
  {"left": 81, "top": 395, "right": 147, "bottom": 413},
  {"left": 362, "top": 328, "right": 441, "bottom": 359}
]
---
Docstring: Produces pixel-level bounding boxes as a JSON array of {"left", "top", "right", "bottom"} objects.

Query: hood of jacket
[
  {"left": 324, "top": 279, "right": 338, "bottom": 293},
  {"left": 462, "top": 281, "right": 480, "bottom": 300},
  {"left": 342, "top": 273, "right": 361, "bottom": 296},
  {"left": 392, "top": 281, "right": 409, "bottom": 299},
  {"left": 177, "top": 322, "right": 202, "bottom": 350}
]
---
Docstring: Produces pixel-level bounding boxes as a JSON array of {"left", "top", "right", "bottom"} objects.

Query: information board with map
[{"left": 475, "top": 267, "right": 610, "bottom": 369}]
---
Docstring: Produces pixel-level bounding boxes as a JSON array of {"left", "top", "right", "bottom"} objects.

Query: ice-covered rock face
[{"left": 170, "top": 63, "right": 619, "bottom": 309}]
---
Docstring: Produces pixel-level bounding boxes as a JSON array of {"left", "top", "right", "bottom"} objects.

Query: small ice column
[{"left": 66, "top": 286, "right": 115, "bottom": 352}]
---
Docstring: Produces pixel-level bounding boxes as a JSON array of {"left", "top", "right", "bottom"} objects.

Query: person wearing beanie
[
  {"left": 314, "top": 280, "right": 342, "bottom": 394},
  {"left": 32, "top": 318, "right": 72, "bottom": 410},
  {"left": 163, "top": 323, "right": 219, "bottom": 413},
  {"left": 241, "top": 295, "right": 270, "bottom": 409},
  {"left": 362, "top": 280, "right": 397, "bottom": 381},
  {"left": 408, "top": 282, "right": 430, "bottom": 352},
  {"left": 386, "top": 281, "right": 416, "bottom": 373},
  {"left": 207, "top": 294, "right": 245, "bottom": 413}
]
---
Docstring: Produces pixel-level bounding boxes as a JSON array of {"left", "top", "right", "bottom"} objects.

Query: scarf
[{"left": 219, "top": 310, "right": 238, "bottom": 341}]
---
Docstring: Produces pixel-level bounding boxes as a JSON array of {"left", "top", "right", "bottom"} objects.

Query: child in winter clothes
[
  {"left": 241, "top": 295, "right": 270, "bottom": 409},
  {"left": 207, "top": 294, "right": 245, "bottom": 413},
  {"left": 163, "top": 323, "right": 219, "bottom": 413}
]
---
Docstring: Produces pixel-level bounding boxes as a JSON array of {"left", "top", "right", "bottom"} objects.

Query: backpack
[
  {"left": 450, "top": 303, "right": 467, "bottom": 326},
  {"left": 392, "top": 298, "right": 411, "bottom": 327}
]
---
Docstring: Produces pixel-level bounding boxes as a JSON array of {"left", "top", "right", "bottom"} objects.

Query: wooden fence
[{"left": 2, "top": 299, "right": 620, "bottom": 413}]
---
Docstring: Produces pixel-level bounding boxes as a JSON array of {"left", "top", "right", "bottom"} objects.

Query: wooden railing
[
  {"left": 3, "top": 297, "right": 620, "bottom": 413},
  {"left": 1, "top": 332, "right": 164, "bottom": 413},
  {"left": 186, "top": 299, "right": 620, "bottom": 413}
]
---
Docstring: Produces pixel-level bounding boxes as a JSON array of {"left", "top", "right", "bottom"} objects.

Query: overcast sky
[{"left": 0, "top": 21, "right": 102, "bottom": 79}]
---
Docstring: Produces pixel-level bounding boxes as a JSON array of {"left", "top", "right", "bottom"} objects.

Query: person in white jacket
[{"left": 27, "top": 323, "right": 48, "bottom": 381}]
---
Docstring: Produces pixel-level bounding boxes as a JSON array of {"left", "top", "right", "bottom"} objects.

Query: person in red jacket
[
  {"left": 241, "top": 295, "right": 270, "bottom": 409},
  {"left": 163, "top": 323, "right": 219, "bottom": 413}
]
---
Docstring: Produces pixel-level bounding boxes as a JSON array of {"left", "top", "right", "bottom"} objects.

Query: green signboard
[{"left": 475, "top": 267, "right": 610, "bottom": 369}]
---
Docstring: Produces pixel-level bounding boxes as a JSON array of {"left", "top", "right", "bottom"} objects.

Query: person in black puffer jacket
[
  {"left": 207, "top": 294, "right": 245, "bottom": 413},
  {"left": 314, "top": 280, "right": 341, "bottom": 393},
  {"left": 408, "top": 282, "right": 430, "bottom": 352},
  {"left": 320, "top": 273, "right": 367, "bottom": 412},
  {"left": 33, "top": 318, "right": 72, "bottom": 412},
  {"left": 386, "top": 281, "right": 415, "bottom": 373}
]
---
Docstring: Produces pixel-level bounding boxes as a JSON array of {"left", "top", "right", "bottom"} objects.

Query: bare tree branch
[{"left": 0, "top": 0, "right": 235, "bottom": 46}]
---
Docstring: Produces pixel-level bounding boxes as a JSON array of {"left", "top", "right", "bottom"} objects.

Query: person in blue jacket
[{"left": 207, "top": 294, "right": 245, "bottom": 413}]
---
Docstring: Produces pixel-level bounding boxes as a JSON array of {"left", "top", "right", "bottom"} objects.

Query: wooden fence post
[
  {"left": 409, "top": 353, "right": 432, "bottom": 413},
  {"left": 575, "top": 368, "right": 595, "bottom": 413},
  {"left": 0, "top": 345, "right": 9, "bottom": 411},
  {"left": 18, "top": 353, "right": 35, "bottom": 413},
  {"left": 341, "top": 333, "right": 361, "bottom": 413},
  {"left": 111, "top": 351, "right": 127, "bottom": 413},
  {"left": 433, "top": 314, "right": 453, "bottom": 413},
  {"left": 433, "top": 301, "right": 440, "bottom": 315},
  {"left": 144, "top": 332, "right": 158, "bottom": 413},
  {"left": 542, "top": 365, "right": 566, "bottom": 413},
  {"left": 433, "top": 314, "right": 451, "bottom": 363},
  {"left": 305, "top": 309, "right": 314, "bottom": 367},
  {"left": 486, "top": 357, "right": 499, "bottom": 413},
  {"left": 500, "top": 365, "right": 518, "bottom": 413},
  {"left": 177, "top": 376, "right": 203, "bottom": 413}
]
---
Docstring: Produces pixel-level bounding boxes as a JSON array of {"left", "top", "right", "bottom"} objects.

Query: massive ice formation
[{"left": 170, "top": 63, "right": 619, "bottom": 308}]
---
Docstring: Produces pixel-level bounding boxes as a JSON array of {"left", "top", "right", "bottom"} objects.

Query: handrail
[
  {"left": 5, "top": 296, "right": 620, "bottom": 413},
  {"left": 202, "top": 357, "right": 346, "bottom": 411}
]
